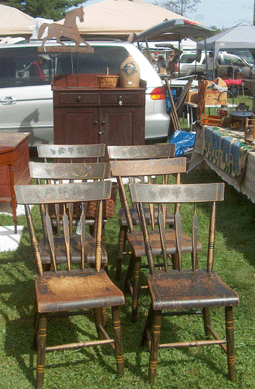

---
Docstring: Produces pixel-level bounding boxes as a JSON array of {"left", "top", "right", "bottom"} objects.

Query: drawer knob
[
  {"left": 76, "top": 96, "right": 82, "bottom": 102},
  {"left": 98, "top": 131, "right": 103, "bottom": 135},
  {"left": 94, "top": 121, "right": 98, "bottom": 125},
  {"left": 118, "top": 96, "right": 123, "bottom": 106},
  {"left": 101, "top": 120, "right": 106, "bottom": 126}
]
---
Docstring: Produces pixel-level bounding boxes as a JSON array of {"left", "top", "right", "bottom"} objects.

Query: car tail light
[
  {"left": 174, "top": 62, "right": 179, "bottom": 73},
  {"left": 150, "top": 86, "right": 166, "bottom": 100}
]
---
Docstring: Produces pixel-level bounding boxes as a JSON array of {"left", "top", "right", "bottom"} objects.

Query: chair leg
[
  {"left": 112, "top": 306, "right": 124, "bottom": 376},
  {"left": 94, "top": 308, "right": 104, "bottom": 340},
  {"left": 131, "top": 255, "right": 141, "bottom": 323},
  {"left": 123, "top": 253, "right": 135, "bottom": 295},
  {"left": 101, "top": 306, "right": 108, "bottom": 328},
  {"left": 141, "top": 303, "right": 154, "bottom": 348},
  {"left": 36, "top": 315, "right": 47, "bottom": 389},
  {"left": 149, "top": 310, "right": 162, "bottom": 387},
  {"left": 225, "top": 306, "right": 235, "bottom": 382},
  {"left": 116, "top": 226, "right": 128, "bottom": 280},
  {"left": 202, "top": 307, "right": 211, "bottom": 337}
]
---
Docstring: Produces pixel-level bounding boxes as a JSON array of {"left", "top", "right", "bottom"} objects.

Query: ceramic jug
[{"left": 119, "top": 54, "right": 140, "bottom": 88}]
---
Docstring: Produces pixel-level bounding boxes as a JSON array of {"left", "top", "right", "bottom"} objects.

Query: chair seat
[
  {"left": 39, "top": 235, "right": 108, "bottom": 264},
  {"left": 127, "top": 229, "right": 202, "bottom": 257},
  {"left": 147, "top": 269, "right": 240, "bottom": 311},
  {"left": 118, "top": 206, "right": 174, "bottom": 227},
  {"left": 36, "top": 269, "right": 125, "bottom": 313}
]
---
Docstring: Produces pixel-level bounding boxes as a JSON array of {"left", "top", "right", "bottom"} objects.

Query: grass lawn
[{"left": 0, "top": 94, "right": 255, "bottom": 388}]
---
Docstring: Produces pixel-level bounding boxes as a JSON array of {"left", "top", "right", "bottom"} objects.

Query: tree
[
  {"left": 156, "top": 0, "right": 201, "bottom": 16},
  {"left": 1, "top": 0, "right": 86, "bottom": 20}
]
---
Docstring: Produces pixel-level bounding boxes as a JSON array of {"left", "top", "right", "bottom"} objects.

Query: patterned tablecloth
[{"left": 188, "top": 124, "right": 255, "bottom": 202}]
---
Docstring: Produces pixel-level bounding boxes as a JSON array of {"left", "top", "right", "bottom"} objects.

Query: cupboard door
[
  {"left": 99, "top": 107, "right": 145, "bottom": 146},
  {"left": 54, "top": 108, "right": 99, "bottom": 145}
]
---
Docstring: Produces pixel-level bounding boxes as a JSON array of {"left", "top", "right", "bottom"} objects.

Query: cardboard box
[
  {"left": 199, "top": 79, "right": 228, "bottom": 106},
  {"left": 187, "top": 89, "right": 198, "bottom": 104}
]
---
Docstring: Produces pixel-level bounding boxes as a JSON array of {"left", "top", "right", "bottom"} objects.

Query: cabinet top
[{"left": 0, "top": 133, "right": 30, "bottom": 153}]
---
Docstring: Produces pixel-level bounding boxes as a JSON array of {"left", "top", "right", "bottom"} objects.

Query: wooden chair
[
  {"left": 110, "top": 157, "right": 187, "bottom": 322},
  {"left": 107, "top": 144, "right": 176, "bottom": 280},
  {"left": 15, "top": 181, "right": 125, "bottom": 389},
  {"left": 37, "top": 143, "right": 105, "bottom": 163},
  {"left": 130, "top": 182, "right": 239, "bottom": 386},
  {"left": 29, "top": 162, "right": 111, "bottom": 270}
]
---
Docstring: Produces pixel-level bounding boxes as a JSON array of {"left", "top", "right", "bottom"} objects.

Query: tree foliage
[
  {"left": 157, "top": 0, "right": 201, "bottom": 16},
  {"left": 1, "top": 0, "right": 85, "bottom": 20}
]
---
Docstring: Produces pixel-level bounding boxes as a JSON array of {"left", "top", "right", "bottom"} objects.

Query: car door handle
[{"left": 0, "top": 96, "right": 17, "bottom": 105}]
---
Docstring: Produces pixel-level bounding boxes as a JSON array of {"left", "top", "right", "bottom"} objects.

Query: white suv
[{"left": 0, "top": 39, "right": 170, "bottom": 146}]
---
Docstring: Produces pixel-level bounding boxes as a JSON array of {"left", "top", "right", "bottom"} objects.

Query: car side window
[{"left": 0, "top": 47, "right": 54, "bottom": 88}]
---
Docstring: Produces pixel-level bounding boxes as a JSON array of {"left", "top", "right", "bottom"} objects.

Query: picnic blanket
[{"left": 202, "top": 126, "right": 253, "bottom": 184}]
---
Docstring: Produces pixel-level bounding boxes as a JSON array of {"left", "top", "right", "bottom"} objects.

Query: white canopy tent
[
  {"left": 61, "top": 0, "right": 204, "bottom": 40},
  {"left": 0, "top": 4, "right": 34, "bottom": 37},
  {"left": 198, "top": 22, "right": 255, "bottom": 56}
]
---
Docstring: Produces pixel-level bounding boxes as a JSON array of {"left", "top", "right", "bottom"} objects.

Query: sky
[{"left": 83, "top": 0, "right": 255, "bottom": 30}]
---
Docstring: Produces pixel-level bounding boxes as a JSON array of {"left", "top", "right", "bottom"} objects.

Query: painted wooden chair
[
  {"left": 37, "top": 143, "right": 105, "bottom": 163},
  {"left": 15, "top": 181, "right": 125, "bottom": 389},
  {"left": 130, "top": 182, "right": 239, "bottom": 386},
  {"left": 110, "top": 156, "right": 187, "bottom": 322},
  {"left": 29, "top": 162, "right": 111, "bottom": 270},
  {"left": 107, "top": 144, "right": 176, "bottom": 280}
]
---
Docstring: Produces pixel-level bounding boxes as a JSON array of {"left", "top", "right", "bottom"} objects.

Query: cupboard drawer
[
  {"left": 58, "top": 92, "right": 100, "bottom": 105},
  {"left": 100, "top": 91, "right": 144, "bottom": 106}
]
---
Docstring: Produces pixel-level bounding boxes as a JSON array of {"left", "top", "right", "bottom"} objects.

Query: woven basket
[{"left": 97, "top": 74, "right": 119, "bottom": 88}]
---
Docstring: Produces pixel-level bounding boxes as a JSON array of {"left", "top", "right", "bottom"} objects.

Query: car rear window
[{"left": 0, "top": 45, "right": 129, "bottom": 88}]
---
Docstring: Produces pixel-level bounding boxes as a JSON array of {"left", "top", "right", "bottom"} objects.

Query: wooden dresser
[
  {"left": 52, "top": 74, "right": 145, "bottom": 159},
  {"left": 0, "top": 133, "right": 31, "bottom": 233}
]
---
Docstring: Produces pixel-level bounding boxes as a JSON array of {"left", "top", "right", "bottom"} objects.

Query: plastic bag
[{"left": 169, "top": 130, "right": 196, "bottom": 157}]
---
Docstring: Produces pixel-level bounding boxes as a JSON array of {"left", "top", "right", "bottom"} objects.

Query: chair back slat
[
  {"left": 129, "top": 183, "right": 225, "bottom": 204},
  {"left": 158, "top": 206, "right": 168, "bottom": 271},
  {"left": 25, "top": 204, "right": 44, "bottom": 276},
  {"left": 192, "top": 204, "right": 198, "bottom": 271},
  {"left": 107, "top": 144, "right": 175, "bottom": 160},
  {"left": 15, "top": 181, "right": 111, "bottom": 274},
  {"left": 110, "top": 157, "right": 186, "bottom": 177},
  {"left": 175, "top": 208, "right": 182, "bottom": 271},
  {"left": 137, "top": 202, "right": 155, "bottom": 274},
  {"left": 130, "top": 183, "right": 225, "bottom": 273},
  {"left": 37, "top": 144, "right": 105, "bottom": 162},
  {"left": 62, "top": 206, "right": 71, "bottom": 271},
  {"left": 111, "top": 157, "right": 187, "bottom": 233},
  {"left": 45, "top": 207, "right": 57, "bottom": 272},
  {"left": 208, "top": 201, "right": 216, "bottom": 273},
  {"left": 29, "top": 162, "right": 111, "bottom": 180}
]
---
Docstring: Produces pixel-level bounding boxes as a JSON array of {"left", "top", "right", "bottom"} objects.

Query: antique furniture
[
  {"left": 107, "top": 144, "right": 176, "bottom": 280},
  {"left": 29, "top": 162, "right": 111, "bottom": 270},
  {"left": 110, "top": 157, "right": 188, "bottom": 322},
  {"left": 15, "top": 180, "right": 125, "bottom": 389},
  {"left": 36, "top": 143, "right": 117, "bottom": 242},
  {"left": 52, "top": 74, "right": 145, "bottom": 156},
  {"left": 0, "top": 132, "right": 31, "bottom": 233},
  {"left": 130, "top": 182, "right": 239, "bottom": 386},
  {"left": 37, "top": 143, "right": 105, "bottom": 162}
]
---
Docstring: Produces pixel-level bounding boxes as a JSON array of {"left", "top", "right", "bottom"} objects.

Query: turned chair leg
[
  {"left": 141, "top": 303, "right": 154, "bottom": 348},
  {"left": 36, "top": 316, "right": 47, "bottom": 389},
  {"left": 149, "top": 310, "right": 162, "bottom": 387},
  {"left": 112, "top": 306, "right": 124, "bottom": 376},
  {"left": 202, "top": 307, "right": 211, "bottom": 337},
  {"left": 116, "top": 226, "right": 128, "bottom": 280},
  {"left": 94, "top": 308, "right": 104, "bottom": 340},
  {"left": 225, "top": 306, "right": 236, "bottom": 382},
  {"left": 131, "top": 255, "right": 141, "bottom": 323},
  {"left": 123, "top": 253, "right": 135, "bottom": 295}
]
